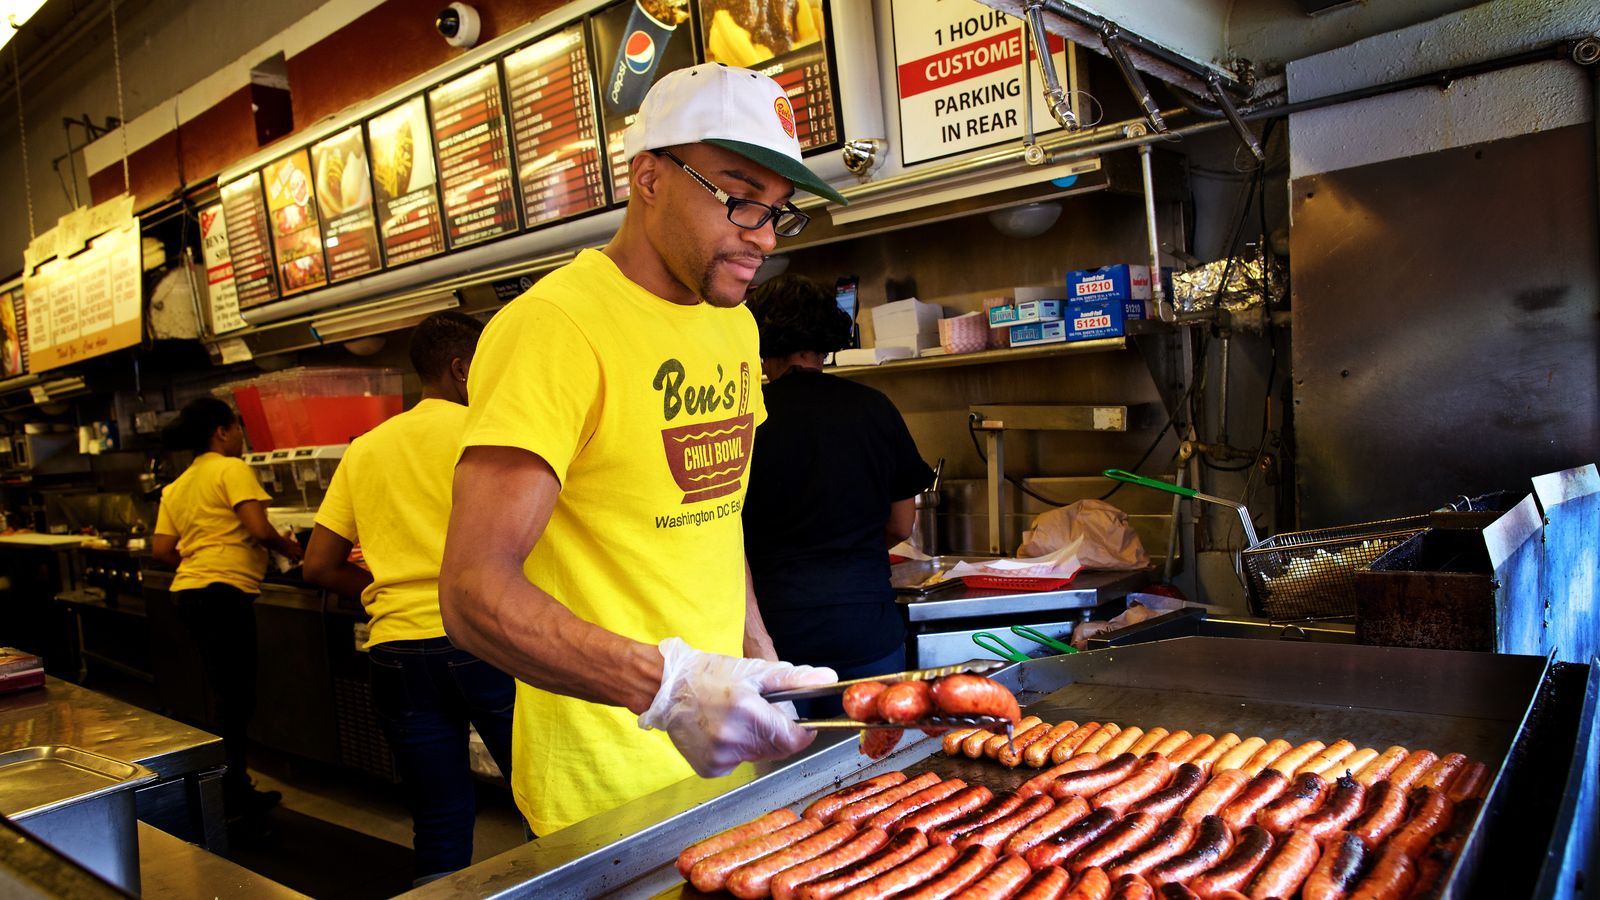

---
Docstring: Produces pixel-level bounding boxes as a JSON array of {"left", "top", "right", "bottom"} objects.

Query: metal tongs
[{"left": 765, "top": 659, "right": 1013, "bottom": 733}]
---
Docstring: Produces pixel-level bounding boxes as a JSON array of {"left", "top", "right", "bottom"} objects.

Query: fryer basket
[{"left": 1241, "top": 515, "right": 1429, "bottom": 620}]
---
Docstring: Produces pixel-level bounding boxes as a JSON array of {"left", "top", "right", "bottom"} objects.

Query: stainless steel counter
[
  {"left": 898, "top": 568, "right": 1148, "bottom": 622},
  {"left": 137, "top": 822, "right": 309, "bottom": 899}
]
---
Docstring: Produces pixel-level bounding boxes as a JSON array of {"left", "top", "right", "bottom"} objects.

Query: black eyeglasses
[{"left": 654, "top": 150, "right": 810, "bottom": 237}]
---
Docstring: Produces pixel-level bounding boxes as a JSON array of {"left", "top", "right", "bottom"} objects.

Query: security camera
[{"left": 435, "top": 3, "right": 481, "bottom": 48}]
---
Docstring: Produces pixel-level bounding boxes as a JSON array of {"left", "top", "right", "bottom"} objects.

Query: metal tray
[
  {"left": 890, "top": 555, "right": 998, "bottom": 596},
  {"left": 0, "top": 745, "right": 156, "bottom": 817}
]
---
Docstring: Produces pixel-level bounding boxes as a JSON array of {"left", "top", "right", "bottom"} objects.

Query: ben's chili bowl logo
[
  {"left": 653, "top": 359, "right": 755, "bottom": 504},
  {"left": 774, "top": 96, "right": 796, "bottom": 140}
]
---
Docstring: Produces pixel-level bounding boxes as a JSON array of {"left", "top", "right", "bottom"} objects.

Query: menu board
[
  {"left": 199, "top": 203, "right": 245, "bottom": 334},
  {"left": 698, "top": 0, "right": 839, "bottom": 151},
  {"left": 891, "top": 0, "right": 1076, "bottom": 165},
  {"left": 1, "top": 287, "right": 25, "bottom": 378},
  {"left": 219, "top": 173, "right": 280, "bottom": 308},
  {"left": 22, "top": 221, "right": 142, "bottom": 373},
  {"left": 311, "top": 126, "right": 383, "bottom": 281},
  {"left": 370, "top": 98, "right": 446, "bottom": 265},
  {"left": 428, "top": 64, "right": 519, "bottom": 248},
  {"left": 591, "top": 0, "right": 697, "bottom": 202},
  {"left": 263, "top": 150, "right": 330, "bottom": 295},
  {"left": 504, "top": 25, "right": 608, "bottom": 226}
]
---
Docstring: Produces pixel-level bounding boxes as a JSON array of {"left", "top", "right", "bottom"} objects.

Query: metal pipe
[
  {"left": 1023, "top": 1, "right": 1077, "bottom": 130},
  {"left": 1136, "top": 140, "right": 1170, "bottom": 321},
  {"left": 1032, "top": 0, "right": 1247, "bottom": 97},
  {"left": 1021, "top": 14, "right": 1035, "bottom": 145},
  {"left": 985, "top": 429, "right": 1006, "bottom": 555},
  {"left": 1217, "top": 333, "right": 1231, "bottom": 445}
]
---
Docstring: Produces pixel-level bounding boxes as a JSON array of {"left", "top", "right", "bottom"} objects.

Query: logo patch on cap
[
  {"left": 774, "top": 96, "right": 796, "bottom": 139},
  {"left": 623, "top": 31, "right": 655, "bottom": 74}
]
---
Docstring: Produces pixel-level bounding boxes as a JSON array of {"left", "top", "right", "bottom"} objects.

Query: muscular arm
[
  {"left": 439, "top": 445, "right": 664, "bottom": 714},
  {"left": 234, "top": 500, "right": 304, "bottom": 560},
  {"left": 743, "top": 560, "right": 778, "bottom": 662},
  {"left": 886, "top": 497, "right": 916, "bottom": 547},
  {"left": 303, "top": 525, "right": 374, "bottom": 600}
]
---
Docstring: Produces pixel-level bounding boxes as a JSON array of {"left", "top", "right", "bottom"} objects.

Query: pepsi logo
[
  {"left": 774, "top": 96, "right": 796, "bottom": 140},
  {"left": 623, "top": 31, "right": 655, "bottom": 74}
]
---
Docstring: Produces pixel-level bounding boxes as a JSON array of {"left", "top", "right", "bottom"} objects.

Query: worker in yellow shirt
[
  {"left": 304, "top": 312, "right": 514, "bottom": 885},
  {"left": 439, "top": 64, "right": 847, "bottom": 836},
  {"left": 152, "top": 397, "right": 304, "bottom": 824}
]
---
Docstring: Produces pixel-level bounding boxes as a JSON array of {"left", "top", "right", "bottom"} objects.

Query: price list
[
  {"left": 312, "top": 126, "right": 383, "bottom": 282},
  {"left": 768, "top": 52, "right": 839, "bottom": 151},
  {"left": 369, "top": 97, "right": 446, "bottom": 266},
  {"left": 429, "top": 65, "right": 519, "bottom": 249},
  {"left": 219, "top": 173, "right": 280, "bottom": 309},
  {"left": 505, "top": 25, "right": 606, "bottom": 226}
]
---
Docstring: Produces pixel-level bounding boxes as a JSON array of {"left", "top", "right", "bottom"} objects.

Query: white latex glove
[{"left": 638, "top": 637, "right": 837, "bottom": 778}]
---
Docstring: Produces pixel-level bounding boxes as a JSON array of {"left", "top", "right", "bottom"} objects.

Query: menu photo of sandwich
[
  {"left": 700, "top": 0, "right": 825, "bottom": 68},
  {"left": 313, "top": 128, "right": 373, "bottom": 220},
  {"left": 263, "top": 150, "right": 329, "bottom": 295}
]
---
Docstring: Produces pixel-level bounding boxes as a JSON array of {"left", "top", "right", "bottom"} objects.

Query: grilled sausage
[
  {"left": 1102, "top": 726, "right": 1148, "bottom": 759},
  {"left": 1239, "top": 739, "right": 1293, "bottom": 777},
  {"left": 1347, "top": 780, "right": 1408, "bottom": 850},
  {"left": 1194, "top": 733, "right": 1245, "bottom": 773},
  {"left": 843, "top": 682, "right": 889, "bottom": 722},
  {"left": 1064, "top": 867, "right": 1112, "bottom": 900},
  {"left": 962, "top": 853, "right": 1035, "bottom": 900},
  {"left": 1093, "top": 754, "right": 1177, "bottom": 815},
  {"left": 1001, "top": 721, "right": 1057, "bottom": 767},
  {"left": 1022, "top": 754, "right": 1111, "bottom": 798},
  {"left": 1050, "top": 722, "right": 1107, "bottom": 763},
  {"left": 1146, "top": 815, "right": 1233, "bottom": 887},
  {"left": 1221, "top": 770, "right": 1291, "bottom": 832},
  {"left": 986, "top": 717, "right": 1045, "bottom": 760},
  {"left": 943, "top": 727, "right": 981, "bottom": 755},
  {"left": 1169, "top": 733, "right": 1216, "bottom": 766},
  {"left": 1353, "top": 746, "right": 1408, "bottom": 788},
  {"left": 1257, "top": 772, "right": 1329, "bottom": 833},
  {"left": 1073, "top": 724, "right": 1125, "bottom": 759},
  {"left": 1053, "top": 753, "right": 1142, "bottom": 799},
  {"left": 929, "top": 792, "right": 1026, "bottom": 845},
  {"left": 835, "top": 843, "right": 959, "bottom": 900},
  {"left": 691, "top": 818, "right": 824, "bottom": 892},
  {"left": 1445, "top": 761, "right": 1488, "bottom": 803},
  {"left": 727, "top": 822, "right": 858, "bottom": 899},
  {"left": 1027, "top": 720, "right": 1084, "bottom": 768},
  {"left": 1151, "top": 731, "right": 1193, "bottom": 757},
  {"left": 1297, "top": 775, "right": 1367, "bottom": 844},
  {"left": 1007, "top": 796, "right": 1092, "bottom": 856},
  {"left": 1347, "top": 843, "right": 1416, "bottom": 900},
  {"left": 1110, "top": 873, "right": 1156, "bottom": 899},
  {"left": 891, "top": 844, "right": 995, "bottom": 900},
  {"left": 867, "top": 778, "right": 968, "bottom": 831},
  {"left": 958, "top": 794, "right": 1057, "bottom": 851},
  {"left": 679, "top": 808, "right": 801, "bottom": 877},
  {"left": 796, "top": 829, "right": 929, "bottom": 900},
  {"left": 1384, "top": 786, "right": 1453, "bottom": 860},
  {"left": 837, "top": 772, "right": 944, "bottom": 826},
  {"left": 1272, "top": 739, "right": 1330, "bottom": 776},
  {"left": 1297, "top": 740, "right": 1357, "bottom": 778},
  {"left": 859, "top": 728, "right": 904, "bottom": 760},
  {"left": 931, "top": 674, "right": 1021, "bottom": 723},
  {"left": 1419, "top": 753, "right": 1467, "bottom": 791},
  {"left": 896, "top": 784, "right": 994, "bottom": 835},
  {"left": 1180, "top": 768, "right": 1252, "bottom": 825},
  {"left": 1108, "top": 816, "right": 1197, "bottom": 878},
  {"left": 1024, "top": 809, "right": 1119, "bottom": 869},
  {"left": 772, "top": 828, "right": 890, "bottom": 900},
  {"left": 1185, "top": 826, "right": 1275, "bottom": 897},
  {"left": 1129, "top": 763, "right": 1206, "bottom": 820},
  {"left": 1387, "top": 750, "right": 1438, "bottom": 792},
  {"left": 1158, "top": 885, "right": 1201, "bottom": 900},
  {"left": 1299, "top": 831, "right": 1367, "bottom": 900},
  {"left": 1213, "top": 736, "right": 1268, "bottom": 773},
  {"left": 1126, "top": 728, "right": 1168, "bottom": 758},
  {"left": 1244, "top": 828, "right": 1318, "bottom": 900},
  {"left": 1069, "top": 811, "right": 1161, "bottom": 874},
  {"left": 963, "top": 727, "right": 996, "bottom": 758},
  {"left": 878, "top": 681, "right": 937, "bottom": 725},
  {"left": 1013, "top": 865, "right": 1074, "bottom": 900}
]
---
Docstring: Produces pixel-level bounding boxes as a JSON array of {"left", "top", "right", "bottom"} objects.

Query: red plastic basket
[{"left": 960, "top": 574, "right": 1076, "bottom": 592}]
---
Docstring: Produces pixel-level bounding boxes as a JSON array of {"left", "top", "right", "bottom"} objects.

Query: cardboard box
[
  {"left": 1065, "top": 264, "right": 1170, "bottom": 302},
  {"left": 1009, "top": 320, "right": 1068, "bottom": 347},
  {"left": 871, "top": 299, "right": 942, "bottom": 337},
  {"left": 877, "top": 331, "right": 942, "bottom": 354},
  {"left": 987, "top": 304, "right": 1019, "bottom": 328},
  {"left": 1065, "top": 298, "right": 1126, "bottom": 341},
  {"left": 1015, "top": 299, "right": 1063, "bottom": 324}
]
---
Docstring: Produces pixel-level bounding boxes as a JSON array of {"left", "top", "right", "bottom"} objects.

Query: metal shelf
[{"left": 827, "top": 336, "right": 1127, "bottom": 378}]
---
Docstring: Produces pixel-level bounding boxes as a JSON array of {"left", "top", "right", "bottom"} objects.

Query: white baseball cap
[{"left": 623, "top": 63, "right": 848, "bottom": 206}]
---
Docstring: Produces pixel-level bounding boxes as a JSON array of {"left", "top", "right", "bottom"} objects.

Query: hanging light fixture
[{"left": 0, "top": 1, "right": 48, "bottom": 52}]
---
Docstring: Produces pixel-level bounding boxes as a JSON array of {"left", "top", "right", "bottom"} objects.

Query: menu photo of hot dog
[
  {"left": 262, "top": 149, "right": 329, "bottom": 295},
  {"left": 699, "top": 0, "right": 825, "bottom": 69}
]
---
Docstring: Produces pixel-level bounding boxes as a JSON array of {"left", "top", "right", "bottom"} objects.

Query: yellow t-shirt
[
  {"left": 461, "top": 248, "right": 765, "bottom": 835},
  {"left": 314, "top": 399, "right": 464, "bottom": 646},
  {"left": 154, "top": 452, "right": 272, "bottom": 593}
]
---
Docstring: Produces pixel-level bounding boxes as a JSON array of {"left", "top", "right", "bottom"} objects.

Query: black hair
[
  {"left": 409, "top": 311, "right": 485, "bottom": 381},
  {"left": 746, "top": 274, "right": 852, "bottom": 358},
  {"left": 163, "top": 397, "right": 237, "bottom": 453}
]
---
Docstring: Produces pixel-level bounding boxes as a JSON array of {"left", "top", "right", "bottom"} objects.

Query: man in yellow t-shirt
[
  {"left": 440, "top": 64, "right": 850, "bottom": 836},
  {"left": 304, "top": 312, "right": 515, "bottom": 885}
]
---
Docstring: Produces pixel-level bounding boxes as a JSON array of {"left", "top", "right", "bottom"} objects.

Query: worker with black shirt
[{"left": 742, "top": 275, "right": 935, "bottom": 715}]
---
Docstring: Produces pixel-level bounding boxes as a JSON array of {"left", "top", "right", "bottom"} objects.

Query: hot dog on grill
[
  {"left": 895, "top": 784, "right": 993, "bottom": 835},
  {"left": 1384, "top": 786, "right": 1453, "bottom": 860},
  {"left": 1025, "top": 808, "right": 1119, "bottom": 869},
  {"left": 727, "top": 822, "right": 858, "bottom": 899},
  {"left": 1050, "top": 722, "right": 1107, "bottom": 763},
  {"left": 1093, "top": 753, "right": 1177, "bottom": 815},
  {"left": 930, "top": 674, "right": 1021, "bottom": 724},
  {"left": 1069, "top": 811, "right": 1161, "bottom": 874},
  {"left": 1346, "top": 843, "right": 1416, "bottom": 900},
  {"left": 835, "top": 843, "right": 958, "bottom": 900},
  {"left": 1297, "top": 740, "right": 1357, "bottom": 778},
  {"left": 1107, "top": 816, "right": 1197, "bottom": 878},
  {"left": 1333, "top": 747, "right": 1379, "bottom": 780},
  {"left": 1194, "top": 733, "right": 1246, "bottom": 773},
  {"left": 1419, "top": 752, "right": 1467, "bottom": 791},
  {"left": 1146, "top": 815, "right": 1233, "bottom": 887},
  {"left": 1002, "top": 721, "right": 1058, "bottom": 767},
  {"left": 962, "top": 853, "right": 1035, "bottom": 900},
  {"left": 1220, "top": 770, "right": 1291, "bottom": 832},
  {"left": 1151, "top": 731, "right": 1194, "bottom": 758},
  {"left": 1026, "top": 720, "right": 1084, "bottom": 768},
  {"left": 1445, "top": 761, "right": 1488, "bottom": 803},
  {"left": 1240, "top": 738, "right": 1294, "bottom": 777},
  {"left": 866, "top": 778, "right": 968, "bottom": 831},
  {"left": 1074, "top": 724, "right": 1124, "bottom": 759},
  {"left": 987, "top": 717, "right": 1045, "bottom": 760},
  {"left": 1053, "top": 753, "right": 1142, "bottom": 800},
  {"left": 1007, "top": 796, "right": 1092, "bottom": 856},
  {"left": 1387, "top": 750, "right": 1438, "bottom": 792},
  {"left": 892, "top": 843, "right": 995, "bottom": 900},
  {"left": 1064, "top": 866, "right": 1112, "bottom": 900},
  {"left": 836, "top": 772, "right": 943, "bottom": 827},
  {"left": 691, "top": 818, "right": 824, "bottom": 892},
  {"left": 1110, "top": 873, "right": 1156, "bottom": 899},
  {"left": 772, "top": 828, "right": 890, "bottom": 900},
  {"left": 943, "top": 727, "right": 980, "bottom": 756},
  {"left": 1185, "top": 825, "right": 1275, "bottom": 896},
  {"left": 929, "top": 792, "right": 1026, "bottom": 845},
  {"left": 1297, "top": 774, "right": 1367, "bottom": 844},
  {"left": 1022, "top": 754, "right": 1110, "bottom": 798},
  {"left": 1353, "top": 746, "right": 1408, "bottom": 787},
  {"left": 859, "top": 728, "right": 903, "bottom": 760},
  {"left": 1348, "top": 780, "right": 1408, "bottom": 850},
  {"left": 1168, "top": 733, "right": 1216, "bottom": 766},
  {"left": 1256, "top": 772, "right": 1329, "bottom": 833},
  {"left": 1129, "top": 763, "right": 1206, "bottom": 820},
  {"left": 806, "top": 774, "right": 908, "bottom": 822},
  {"left": 1243, "top": 827, "right": 1318, "bottom": 900},
  {"left": 796, "top": 829, "right": 929, "bottom": 900},
  {"left": 1299, "top": 831, "right": 1368, "bottom": 900},
  {"left": 1181, "top": 768, "right": 1252, "bottom": 825},
  {"left": 958, "top": 794, "right": 1057, "bottom": 851},
  {"left": 1102, "top": 726, "right": 1147, "bottom": 759},
  {"left": 1213, "top": 736, "right": 1268, "bottom": 773},
  {"left": 1013, "top": 864, "right": 1073, "bottom": 900},
  {"left": 678, "top": 808, "right": 801, "bottom": 878},
  {"left": 1125, "top": 728, "right": 1167, "bottom": 758}
]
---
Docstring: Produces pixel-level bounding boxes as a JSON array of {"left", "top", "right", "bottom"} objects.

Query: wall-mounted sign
[
  {"left": 311, "top": 126, "right": 383, "bottom": 282},
  {"left": 198, "top": 202, "right": 244, "bottom": 334},
  {"left": 591, "top": 0, "right": 697, "bottom": 203},
  {"left": 22, "top": 220, "right": 142, "bottom": 373},
  {"left": 219, "top": 173, "right": 280, "bottom": 308},
  {"left": 370, "top": 97, "right": 447, "bottom": 265},
  {"left": 891, "top": 0, "right": 1078, "bottom": 165},
  {"left": 698, "top": 0, "right": 839, "bottom": 152},
  {"left": 505, "top": 24, "right": 608, "bottom": 226},
  {"left": 429, "top": 64, "right": 520, "bottom": 248},
  {"left": 1, "top": 286, "right": 26, "bottom": 378},
  {"left": 263, "top": 149, "right": 330, "bottom": 295}
]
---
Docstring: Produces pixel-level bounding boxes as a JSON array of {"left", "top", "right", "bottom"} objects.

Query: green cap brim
[{"left": 705, "top": 139, "right": 848, "bottom": 206}]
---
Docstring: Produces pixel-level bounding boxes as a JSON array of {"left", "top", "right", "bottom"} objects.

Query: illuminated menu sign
[
  {"left": 429, "top": 64, "right": 519, "bottom": 248},
  {"left": 263, "top": 149, "right": 329, "bottom": 295},
  {"left": 1, "top": 286, "right": 24, "bottom": 377},
  {"left": 219, "top": 172, "right": 280, "bottom": 308},
  {"left": 311, "top": 126, "right": 383, "bottom": 282},
  {"left": 504, "top": 24, "right": 607, "bottom": 226},
  {"left": 370, "top": 98, "right": 446, "bottom": 265},
  {"left": 591, "top": 0, "right": 696, "bottom": 203},
  {"left": 698, "top": 0, "right": 840, "bottom": 151}
]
